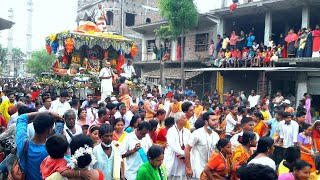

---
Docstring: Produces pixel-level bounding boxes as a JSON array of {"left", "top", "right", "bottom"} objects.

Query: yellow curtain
[{"left": 216, "top": 71, "right": 224, "bottom": 103}]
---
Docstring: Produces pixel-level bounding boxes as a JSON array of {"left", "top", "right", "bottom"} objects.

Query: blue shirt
[
  {"left": 266, "top": 118, "right": 280, "bottom": 138},
  {"left": 16, "top": 114, "right": 48, "bottom": 180},
  {"left": 247, "top": 35, "right": 255, "bottom": 47}
]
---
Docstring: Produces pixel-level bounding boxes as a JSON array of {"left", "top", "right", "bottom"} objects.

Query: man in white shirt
[
  {"left": 93, "top": 124, "right": 122, "bottom": 179},
  {"left": 278, "top": 112, "right": 299, "bottom": 148},
  {"left": 86, "top": 98, "right": 98, "bottom": 124},
  {"left": 114, "top": 103, "right": 129, "bottom": 125},
  {"left": 121, "top": 59, "right": 136, "bottom": 78},
  {"left": 38, "top": 96, "right": 52, "bottom": 112},
  {"left": 184, "top": 112, "right": 220, "bottom": 179},
  {"left": 125, "top": 104, "right": 139, "bottom": 127},
  {"left": 181, "top": 101, "right": 196, "bottom": 129},
  {"left": 164, "top": 112, "right": 191, "bottom": 180},
  {"left": 99, "top": 61, "right": 114, "bottom": 103},
  {"left": 50, "top": 91, "right": 71, "bottom": 116},
  {"left": 122, "top": 121, "right": 152, "bottom": 180},
  {"left": 63, "top": 109, "right": 82, "bottom": 143},
  {"left": 225, "top": 105, "right": 241, "bottom": 139},
  {"left": 230, "top": 117, "right": 259, "bottom": 150},
  {"left": 248, "top": 90, "right": 260, "bottom": 108}
]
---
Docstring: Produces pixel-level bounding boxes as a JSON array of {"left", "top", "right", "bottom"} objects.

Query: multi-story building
[
  {"left": 76, "top": 0, "right": 163, "bottom": 61},
  {"left": 132, "top": 0, "right": 320, "bottom": 110}
]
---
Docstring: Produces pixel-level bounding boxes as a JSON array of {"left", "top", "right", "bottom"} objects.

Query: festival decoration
[
  {"left": 51, "top": 41, "right": 59, "bottom": 54},
  {"left": 65, "top": 37, "right": 75, "bottom": 55},
  {"left": 75, "top": 21, "right": 102, "bottom": 34},
  {"left": 45, "top": 44, "right": 52, "bottom": 55},
  {"left": 130, "top": 43, "right": 138, "bottom": 58}
]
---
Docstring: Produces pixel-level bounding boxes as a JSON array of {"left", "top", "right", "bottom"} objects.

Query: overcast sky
[{"left": 0, "top": 0, "right": 216, "bottom": 53}]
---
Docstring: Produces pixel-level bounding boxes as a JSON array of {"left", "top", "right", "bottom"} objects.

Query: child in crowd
[
  {"left": 230, "top": 48, "right": 237, "bottom": 68},
  {"left": 82, "top": 124, "right": 89, "bottom": 135},
  {"left": 242, "top": 47, "right": 249, "bottom": 67},
  {"left": 215, "top": 48, "right": 225, "bottom": 67},
  {"left": 225, "top": 49, "right": 232, "bottom": 68},
  {"left": 253, "top": 49, "right": 261, "bottom": 67},
  {"left": 270, "top": 48, "right": 278, "bottom": 67},
  {"left": 261, "top": 48, "right": 267, "bottom": 67},
  {"left": 235, "top": 48, "right": 242, "bottom": 68},
  {"left": 40, "top": 134, "right": 85, "bottom": 179},
  {"left": 248, "top": 47, "right": 255, "bottom": 67},
  {"left": 277, "top": 44, "right": 282, "bottom": 58},
  {"left": 267, "top": 37, "right": 274, "bottom": 48},
  {"left": 263, "top": 47, "right": 272, "bottom": 67},
  {"left": 252, "top": 42, "right": 259, "bottom": 51}
]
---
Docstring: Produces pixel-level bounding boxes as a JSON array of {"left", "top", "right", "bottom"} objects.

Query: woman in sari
[
  {"left": 125, "top": 114, "right": 142, "bottom": 133},
  {"left": 285, "top": 29, "right": 299, "bottom": 58},
  {"left": 312, "top": 25, "right": 320, "bottom": 58},
  {"left": 194, "top": 99, "right": 204, "bottom": 120},
  {"left": 252, "top": 112, "right": 269, "bottom": 137},
  {"left": 112, "top": 118, "right": 127, "bottom": 142},
  {"left": 312, "top": 121, "right": 320, "bottom": 152},
  {"left": 201, "top": 138, "right": 232, "bottom": 180},
  {"left": 310, "top": 154, "right": 320, "bottom": 180},
  {"left": 166, "top": 95, "right": 181, "bottom": 118},
  {"left": 88, "top": 125, "right": 100, "bottom": 147},
  {"left": 230, "top": 131, "right": 257, "bottom": 180},
  {"left": 136, "top": 145, "right": 167, "bottom": 180},
  {"left": 304, "top": 93, "right": 312, "bottom": 124},
  {"left": 279, "top": 33, "right": 288, "bottom": 58},
  {"left": 156, "top": 117, "right": 175, "bottom": 148},
  {"left": 298, "top": 123, "right": 316, "bottom": 172},
  {"left": 77, "top": 108, "right": 90, "bottom": 126}
]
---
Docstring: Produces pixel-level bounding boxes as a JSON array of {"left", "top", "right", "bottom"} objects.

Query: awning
[
  {"left": 143, "top": 68, "right": 203, "bottom": 80},
  {"left": 185, "top": 67, "right": 320, "bottom": 72},
  {"left": 0, "top": 18, "right": 14, "bottom": 30},
  {"left": 185, "top": 67, "right": 294, "bottom": 72}
]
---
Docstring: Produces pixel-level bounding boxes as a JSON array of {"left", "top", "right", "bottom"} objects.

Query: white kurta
[
  {"left": 164, "top": 125, "right": 191, "bottom": 178},
  {"left": 99, "top": 67, "right": 113, "bottom": 93},
  {"left": 188, "top": 127, "right": 220, "bottom": 178},
  {"left": 121, "top": 132, "right": 153, "bottom": 180},
  {"left": 93, "top": 143, "right": 122, "bottom": 180}
]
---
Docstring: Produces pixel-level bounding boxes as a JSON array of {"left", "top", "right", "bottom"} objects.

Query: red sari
[{"left": 312, "top": 30, "right": 320, "bottom": 55}]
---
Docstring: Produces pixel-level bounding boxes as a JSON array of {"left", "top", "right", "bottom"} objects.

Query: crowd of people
[
  {"left": 209, "top": 25, "right": 320, "bottom": 68},
  {"left": 0, "top": 78, "right": 319, "bottom": 180}
]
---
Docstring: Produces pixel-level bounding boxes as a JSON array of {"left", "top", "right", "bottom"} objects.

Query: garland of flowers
[{"left": 68, "top": 145, "right": 97, "bottom": 170}]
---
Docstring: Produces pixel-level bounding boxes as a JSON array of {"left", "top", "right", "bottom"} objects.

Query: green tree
[
  {"left": 26, "top": 49, "right": 55, "bottom": 76},
  {"left": 157, "top": 0, "right": 199, "bottom": 89},
  {"left": 12, "top": 48, "right": 26, "bottom": 76},
  {"left": 0, "top": 45, "right": 7, "bottom": 71}
]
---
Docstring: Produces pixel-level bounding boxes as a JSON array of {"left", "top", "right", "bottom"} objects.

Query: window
[
  {"left": 106, "top": 11, "right": 114, "bottom": 25},
  {"left": 146, "top": 18, "right": 151, "bottom": 24},
  {"left": 125, "top": 13, "right": 135, "bottom": 26},
  {"left": 147, "top": 40, "right": 156, "bottom": 52},
  {"left": 195, "top": 33, "right": 209, "bottom": 52}
]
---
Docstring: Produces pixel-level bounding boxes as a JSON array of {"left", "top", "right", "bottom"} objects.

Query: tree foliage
[
  {"left": 26, "top": 49, "right": 55, "bottom": 76},
  {"left": 0, "top": 45, "right": 7, "bottom": 70},
  {"left": 157, "top": 0, "right": 199, "bottom": 38}
]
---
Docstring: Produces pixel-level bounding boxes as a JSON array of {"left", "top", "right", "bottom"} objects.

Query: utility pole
[
  {"left": 7, "top": 8, "right": 14, "bottom": 77},
  {"left": 120, "top": 0, "right": 124, "bottom": 35},
  {"left": 26, "top": 0, "right": 33, "bottom": 59}
]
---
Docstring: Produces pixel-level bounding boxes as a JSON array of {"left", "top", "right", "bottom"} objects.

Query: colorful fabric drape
[
  {"left": 230, "top": 145, "right": 252, "bottom": 180},
  {"left": 253, "top": 120, "right": 268, "bottom": 137}
]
